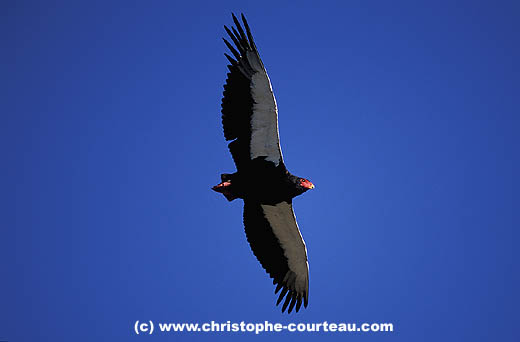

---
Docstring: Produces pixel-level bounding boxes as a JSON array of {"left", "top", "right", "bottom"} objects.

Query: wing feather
[
  {"left": 221, "top": 14, "right": 283, "bottom": 169},
  {"left": 243, "top": 201, "right": 309, "bottom": 313}
]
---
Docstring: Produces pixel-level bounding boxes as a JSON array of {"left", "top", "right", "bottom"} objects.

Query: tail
[{"left": 212, "top": 173, "right": 238, "bottom": 201}]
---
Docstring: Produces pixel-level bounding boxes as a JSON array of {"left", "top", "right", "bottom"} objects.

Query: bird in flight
[{"left": 212, "top": 14, "right": 314, "bottom": 314}]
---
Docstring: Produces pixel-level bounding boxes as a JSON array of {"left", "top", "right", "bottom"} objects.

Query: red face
[{"left": 299, "top": 178, "right": 315, "bottom": 190}]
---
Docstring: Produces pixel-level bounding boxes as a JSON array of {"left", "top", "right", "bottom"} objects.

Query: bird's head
[{"left": 298, "top": 178, "right": 315, "bottom": 192}]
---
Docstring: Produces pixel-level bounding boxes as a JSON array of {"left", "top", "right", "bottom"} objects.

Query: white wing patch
[
  {"left": 261, "top": 202, "right": 309, "bottom": 295},
  {"left": 247, "top": 50, "right": 283, "bottom": 166}
]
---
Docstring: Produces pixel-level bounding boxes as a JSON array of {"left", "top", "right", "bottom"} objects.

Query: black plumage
[{"left": 213, "top": 14, "right": 314, "bottom": 313}]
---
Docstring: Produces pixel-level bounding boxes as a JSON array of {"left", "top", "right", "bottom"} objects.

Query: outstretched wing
[
  {"left": 243, "top": 201, "right": 309, "bottom": 313},
  {"left": 221, "top": 14, "right": 283, "bottom": 169}
]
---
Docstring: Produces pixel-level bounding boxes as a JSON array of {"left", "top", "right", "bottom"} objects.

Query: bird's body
[
  {"left": 212, "top": 14, "right": 314, "bottom": 313},
  {"left": 214, "top": 160, "right": 310, "bottom": 204}
]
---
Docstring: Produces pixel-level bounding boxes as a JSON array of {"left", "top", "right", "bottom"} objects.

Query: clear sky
[{"left": 2, "top": 1, "right": 519, "bottom": 341}]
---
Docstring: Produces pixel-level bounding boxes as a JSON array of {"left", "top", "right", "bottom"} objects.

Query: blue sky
[{"left": 2, "top": 1, "right": 519, "bottom": 341}]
